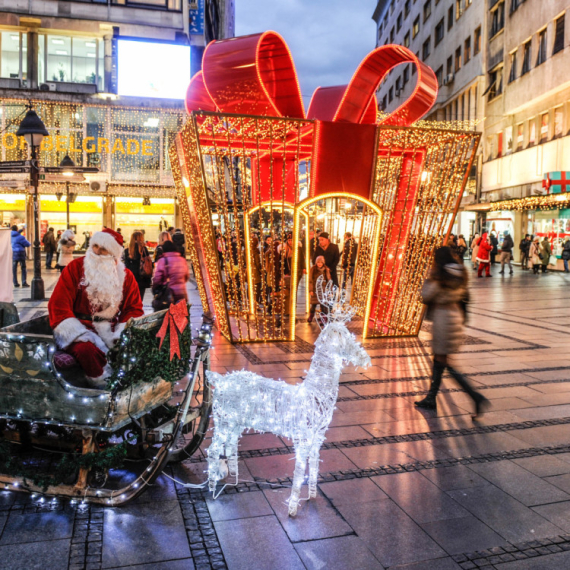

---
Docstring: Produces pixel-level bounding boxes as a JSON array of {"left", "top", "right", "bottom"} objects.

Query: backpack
[
  {"left": 140, "top": 248, "right": 153, "bottom": 277},
  {"left": 152, "top": 257, "right": 174, "bottom": 311}
]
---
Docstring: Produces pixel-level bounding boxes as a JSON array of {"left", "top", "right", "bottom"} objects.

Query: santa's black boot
[{"left": 415, "top": 360, "right": 445, "bottom": 410}]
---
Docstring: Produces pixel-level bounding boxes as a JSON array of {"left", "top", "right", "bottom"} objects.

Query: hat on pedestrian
[
  {"left": 319, "top": 232, "right": 330, "bottom": 240},
  {"left": 90, "top": 227, "right": 124, "bottom": 258}
]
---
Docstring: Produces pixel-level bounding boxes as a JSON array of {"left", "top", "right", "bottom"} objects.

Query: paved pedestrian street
[{"left": 6, "top": 266, "right": 570, "bottom": 569}]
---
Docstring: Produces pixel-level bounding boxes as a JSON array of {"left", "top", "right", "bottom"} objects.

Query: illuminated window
[
  {"left": 516, "top": 123, "right": 524, "bottom": 151},
  {"left": 0, "top": 32, "right": 26, "bottom": 81},
  {"left": 404, "top": 32, "right": 410, "bottom": 48},
  {"left": 540, "top": 112, "right": 549, "bottom": 143},
  {"left": 413, "top": 16, "right": 420, "bottom": 37},
  {"left": 554, "top": 107, "right": 564, "bottom": 138},
  {"left": 528, "top": 118, "right": 536, "bottom": 147}
]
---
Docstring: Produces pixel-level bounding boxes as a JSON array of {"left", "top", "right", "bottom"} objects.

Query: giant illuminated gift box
[{"left": 171, "top": 32, "right": 480, "bottom": 343}]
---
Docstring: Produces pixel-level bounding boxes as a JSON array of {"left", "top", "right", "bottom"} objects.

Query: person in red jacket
[
  {"left": 48, "top": 228, "right": 144, "bottom": 388},
  {"left": 476, "top": 232, "right": 493, "bottom": 278}
]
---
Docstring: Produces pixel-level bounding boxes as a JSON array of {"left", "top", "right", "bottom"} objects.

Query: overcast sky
[{"left": 235, "top": 0, "right": 378, "bottom": 109}]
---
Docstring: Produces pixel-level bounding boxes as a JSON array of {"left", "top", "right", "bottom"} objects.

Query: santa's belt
[{"left": 74, "top": 313, "right": 112, "bottom": 323}]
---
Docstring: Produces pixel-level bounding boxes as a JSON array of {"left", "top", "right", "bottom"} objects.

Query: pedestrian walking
[
  {"left": 562, "top": 239, "right": 570, "bottom": 273},
  {"left": 541, "top": 236, "right": 552, "bottom": 273},
  {"left": 124, "top": 231, "right": 153, "bottom": 301},
  {"left": 499, "top": 230, "right": 514, "bottom": 275},
  {"left": 470, "top": 233, "right": 480, "bottom": 270},
  {"left": 476, "top": 232, "right": 493, "bottom": 277},
  {"left": 154, "top": 230, "right": 172, "bottom": 263},
  {"left": 11, "top": 225, "right": 30, "bottom": 288},
  {"left": 172, "top": 228, "right": 186, "bottom": 258},
  {"left": 519, "top": 234, "right": 531, "bottom": 269},
  {"left": 529, "top": 236, "right": 542, "bottom": 274},
  {"left": 415, "top": 246, "right": 489, "bottom": 417},
  {"left": 151, "top": 241, "right": 189, "bottom": 310},
  {"left": 489, "top": 231, "right": 499, "bottom": 265},
  {"left": 313, "top": 232, "right": 340, "bottom": 287},
  {"left": 457, "top": 235, "right": 468, "bottom": 262},
  {"left": 42, "top": 227, "right": 57, "bottom": 269},
  {"left": 308, "top": 256, "right": 332, "bottom": 323},
  {"left": 56, "top": 230, "right": 76, "bottom": 273},
  {"left": 448, "top": 234, "right": 459, "bottom": 259}
]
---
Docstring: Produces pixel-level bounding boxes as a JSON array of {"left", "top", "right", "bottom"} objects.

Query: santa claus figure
[{"left": 48, "top": 228, "right": 144, "bottom": 388}]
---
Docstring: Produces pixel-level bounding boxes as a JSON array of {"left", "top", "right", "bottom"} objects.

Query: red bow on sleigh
[
  {"left": 185, "top": 31, "right": 438, "bottom": 202},
  {"left": 156, "top": 301, "right": 189, "bottom": 361}
]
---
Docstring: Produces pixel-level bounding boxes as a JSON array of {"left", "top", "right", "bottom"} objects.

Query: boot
[
  {"left": 307, "top": 312, "right": 314, "bottom": 324},
  {"left": 473, "top": 395, "right": 491, "bottom": 419},
  {"left": 414, "top": 393, "right": 437, "bottom": 409},
  {"left": 415, "top": 360, "right": 444, "bottom": 410}
]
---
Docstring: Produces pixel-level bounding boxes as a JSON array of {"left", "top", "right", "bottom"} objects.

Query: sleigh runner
[{"left": 0, "top": 302, "right": 213, "bottom": 505}]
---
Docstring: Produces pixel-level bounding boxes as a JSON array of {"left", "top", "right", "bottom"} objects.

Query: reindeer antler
[{"left": 315, "top": 276, "right": 356, "bottom": 327}]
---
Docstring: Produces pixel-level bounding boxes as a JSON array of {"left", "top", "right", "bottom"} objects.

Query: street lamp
[
  {"left": 16, "top": 108, "right": 49, "bottom": 301},
  {"left": 60, "top": 154, "right": 75, "bottom": 230}
]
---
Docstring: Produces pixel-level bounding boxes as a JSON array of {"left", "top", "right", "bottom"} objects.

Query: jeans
[
  {"left": 12, "top": 259, "right": 27, "bottom": 285},
  {"left": 45, "top": 251, "right": 54, "bottom": 268},
  {"left": 564, "top": 259, "right": 569, "bottom": 272}
]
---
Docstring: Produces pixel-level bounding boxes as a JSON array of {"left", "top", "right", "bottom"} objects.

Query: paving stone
[
  {"left": 294, "top": 535, "right": 384, "bottom": 569},
  {"left": 532, "top": 502, "right": 570, "bottom": 532},
  {"left": 513, "top": 456, "right": 570, "bottom": 477},
  {"left": 102, "top": 500, "right": 190, "bottom": 568},
  {"left": 319, "top": 476, "right": 389, "bottom": 505},
  {"left": 0, "top": 538, "right": 70, "bottom": 570},
  {"left": 419, "top": 465, "right": 490, "bottom": 491},
  {"left": 214, "top": 515, "right": 304, "bottom": 570},
  {"left": 493, "top": 549, "right": 570, "bottom": 568},
  {"left": 263, "top": 487, "right": 352, "bottom": 542},
  {"left": 206, "top": 491, "right": 273, "bottom": 522},
  {"left": 0, "top": 511, "right": 73, "bottom": 544}
]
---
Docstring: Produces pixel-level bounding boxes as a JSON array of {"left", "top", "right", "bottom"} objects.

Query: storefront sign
[{"left": 0, "top": 134, "right": 156, "bottom": 156}]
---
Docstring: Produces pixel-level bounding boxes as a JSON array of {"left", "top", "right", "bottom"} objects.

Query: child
[{"left": 308, "top": 256, "right": 332, "bottom": 323}]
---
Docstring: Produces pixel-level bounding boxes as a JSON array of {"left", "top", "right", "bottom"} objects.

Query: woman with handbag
[
  {"left": 529, "top": 236, "right": 542, "bottom": 274},
  {"left": 152, "top": 241, "right": 189, "bottom": 311},
  {"left": 124, "top": 231, "right": 153, "bottom": 301},
  {"left": 415, "top": 246, "right": 489, "bottom": 418}
]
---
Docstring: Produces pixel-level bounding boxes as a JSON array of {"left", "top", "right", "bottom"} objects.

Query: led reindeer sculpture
[{"left": 206, "top": 278, "right": 371, "bottom": 516}]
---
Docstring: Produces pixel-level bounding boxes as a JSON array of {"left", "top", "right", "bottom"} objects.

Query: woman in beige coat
[
  {"left": 56, "top": 230, "right": 76, "bottom": 272},
  {"left": 415, "top": 246, "right": 489, "bottom": 418},
  {"left": 470, "top": 233, "right": 479, "bottom": 269}
]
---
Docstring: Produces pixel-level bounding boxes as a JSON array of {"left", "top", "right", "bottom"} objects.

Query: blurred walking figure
[
  {"left": 154, "top": 231, "right": 172, "bottom": 263},
  {"left": 415, "top": 247, "right": 489, "bottom": 417},
  {"left": 476, "top": 233, "right": 493, "bottom": 278},
  {"left": 42, "top": 227, "right": 57, "bottom": 269},
  {"left": 541, "top": 236, "right": 552, "bottom": 273},
  {"left": 499, "top": 230, "right": 514, "bottom": 275},
  {"left": 489, "top": 231, "right": 499, "bottom": 265},
  {"left": 519, "top": 234, "right": 531, "bottom": 270},
  {"left": 562, "top": 238, "right": 570, "bottom": 273},
  {"left": 56, "top": 230, "right": 76, "bottom": 273},
  {"left": 11, "top": 225, "right": 30, "bottom": 287},
  {"left": 308, "top": 256, "right": 331, "bottom": 323},
  {"left": 529, "top": 237, "right": 542, "bottom": 274},
  {"left": 124, "top": 231, "right": 152, "bottom": 301},
  {"left": 151, "top": 241, "right": 189, "bottom": 310},
  {"left": 470, "top": 233, "right": 480, "bottom": 269},
  {"left": 456, "top": 235, "right": 467, "bottom": 262}
]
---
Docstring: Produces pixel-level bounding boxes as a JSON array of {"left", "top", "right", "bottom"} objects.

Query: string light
[{"left": 489, "top": 193, "right": 570, "bottom": 212}]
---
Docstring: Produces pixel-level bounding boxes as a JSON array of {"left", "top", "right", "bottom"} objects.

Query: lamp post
[
  {"left": 60, "top": 154, "right": 75, "bottom": 230},
  {"left": 16, "top": 108, "right": 49, "bottom": 301}
]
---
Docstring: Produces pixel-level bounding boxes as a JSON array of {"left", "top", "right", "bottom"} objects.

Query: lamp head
[
  {"left": 60, "top": 154, "right": 76, "bottom": 176},
  {"left": 16, "top": 109, "right": 49, "bottom": 148}
]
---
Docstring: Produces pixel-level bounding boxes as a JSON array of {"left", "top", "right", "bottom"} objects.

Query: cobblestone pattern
[
  {"left": 453, "top": 536, "right": 570, "bottom": 569},
  {"left": 273, "top": 337, "right": 315, "bottom": 354},
  {"left": 176, "top": 484, "right": 227, "bottom": 570},
  {"left": 68, "top": 505, "right": 103, "bottom": 570},
  {"left": 187, "top": 416, "right": 570, "bottom": 462}
]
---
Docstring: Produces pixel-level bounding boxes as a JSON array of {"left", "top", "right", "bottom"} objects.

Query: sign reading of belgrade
[{"left": 0, "top": 133, "right": 155, "bottom": 156}]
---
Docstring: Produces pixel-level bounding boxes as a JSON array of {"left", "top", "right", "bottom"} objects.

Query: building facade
[
  {"left": 0, "top": 0, "right": 234, "bottom": 244},
  {"left": 482, "top": 0, "right": 570, "bottom": 264},
  {"left": 372, "top": 0, "right": 486, "bottom": 240}
]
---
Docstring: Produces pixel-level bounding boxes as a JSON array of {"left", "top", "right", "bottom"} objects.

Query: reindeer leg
[
  {"left": 207, "top": 427, "right": 228, "bottom": 493},
  {"left": 288, "top": 446, "right": 309, "bottom": 517},
  {"left": 308, "top": 443, "right": 322, "bottom": 499},
  {"left": 226, "top": 431, "right": 240, "bottom": 479}
]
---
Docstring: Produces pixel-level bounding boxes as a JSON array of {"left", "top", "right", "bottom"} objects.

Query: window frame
[
  {"left": 413, "top": 16, "right": 420, "bottom": 38},
  {"left": 422, "top": 37, "right": 431, "bottom": 59},
  {"left": 435, "top": 19, "right": 445, "bottom": 45},
  {"left": 553, "top": 13, "right": 565, "bottom": 55},
  {"left": 474, "top": 27, "right": 481, "bottom": 54},
  {"left": 536, "top": 27, "right": 547, "bottom": 66},
  {"left": 508, "top": 49, "right": 517, "bottom": 83},
  {"left": 464, "top": 36, "right": 471, "bottom": 63},
  {"left": 521, "top": 39, "right": 532, "bottom": 75},
  {"left": 423, "top": 0, "right": 432, "bottom": 23}
]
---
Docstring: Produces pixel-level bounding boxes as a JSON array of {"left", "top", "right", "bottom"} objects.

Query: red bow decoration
[
  {"left": 156, "top": 301, "right": 189, "bottom": 361},
  {"left": 186, "top": 31, "right": 438, "bottom": 204}
]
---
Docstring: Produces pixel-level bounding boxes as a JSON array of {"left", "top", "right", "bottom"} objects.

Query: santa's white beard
[{"left": 82, "top": 249, "right": 125, "bottom": 319}]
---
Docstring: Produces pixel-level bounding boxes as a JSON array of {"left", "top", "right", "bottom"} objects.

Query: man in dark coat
[
  {"left": 172, "top": 229, "right": 186, "bottom": 258},
  {"left": 312, "top": 232, "right": 340, "bottom": 287},
  {"left": 489, "top": 231, "right": 499, "bottom": 265},
  {"left": 499, "top": 230, "right": 514, "bottom": 275},
  {"left": 42, "top": 227, "right": 57, "bottom": 269},
  {"left": 519, "top": 234, "right": 531, "bottom": 269}
]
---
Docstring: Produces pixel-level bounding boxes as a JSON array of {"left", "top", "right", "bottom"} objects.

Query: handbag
[
  {"left": 549, "top": 254, "right": 558, "bottom": 266},
  {"left": 152, "top": 258, "right": 174, "bottom": 311}
]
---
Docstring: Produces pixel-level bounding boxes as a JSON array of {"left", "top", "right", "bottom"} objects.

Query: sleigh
[{"left": 0, "top": 302, "right": 213, "bottom": 506}]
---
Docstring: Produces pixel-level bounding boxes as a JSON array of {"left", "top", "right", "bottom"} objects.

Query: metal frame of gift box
[{"left": 172, "top": 31, "right": 480, "bottom": 343}]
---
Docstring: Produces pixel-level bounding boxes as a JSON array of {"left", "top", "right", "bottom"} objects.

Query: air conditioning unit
[
  {"left": 89, "top": 180, "right": 106, "bottom": 193},
  {"left": 443, "top": 73, "right": 455, "bottom": 86},
  {"left": 39, "top": 82, "right": 57, "bottom": 92}
]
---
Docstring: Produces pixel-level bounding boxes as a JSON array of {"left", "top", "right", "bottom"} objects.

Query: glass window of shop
[
  {"left": 0, "top": 32, "right": 27, "bottom": 80},
  {"left": 487, "top": 210, "right": 514, "bottom": 243},
  {"left": 38, "top": 103, "right": 84, "bottom": 167},
  {"left": 115, "top": 197, "right": 175, "bottom": 244},
  {"left": 39, "top": 195, "right": 103, "bottom": 241},
  {"left": 0, "top": 193, "right": 26, "bottom": 227},
  {"left": 39, "top": 35, "right": 102, "bottom": 88},
  {"left": 529, "top": 209, "right": 570, "bottom": 257}
]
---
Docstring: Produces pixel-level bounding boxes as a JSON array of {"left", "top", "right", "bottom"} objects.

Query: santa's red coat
[
  {"left": 476, "top": 233, "right": 493, "bottom": 263},
  {"left": 48, "top": 256, "right": 143, "bottom": 349}
]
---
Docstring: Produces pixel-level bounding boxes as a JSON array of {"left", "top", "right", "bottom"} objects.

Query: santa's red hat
[{"left": 90, "top": 228, "right": 124, "bottom": 258}]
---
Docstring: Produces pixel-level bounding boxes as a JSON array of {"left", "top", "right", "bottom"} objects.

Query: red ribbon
[{"left": 156, "top": 301, "right": 189, "bottom": 361}]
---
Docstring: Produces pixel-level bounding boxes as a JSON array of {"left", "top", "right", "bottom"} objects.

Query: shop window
[
  {"left": 508, "top": 50, "right": 517, "bottom": 83},
  {"left": 448, "top": 6, "right": 454, "bottom": 30},
  {"left": 0, "top": 31, "right": 27, "bottom": 81},
  {"left": 554, "top": 107, "right": 564, "bottom": 138},
  {"left": 435, "top": 19, "right": 444, "bottom": 46},
  {"left": 553, "top": 14, "right": 565, "bottom": 56},
  {"left": 516, "top": 123, "right": 524, "bottom": 151},
  {"left": 536, "top": 28, "right": 547, "bottom": 66},
  {"left": 464, "top": 37, "right": 471, "bottom": 63},
  {"left": 540, "top": 112, "right": 549, "bottom": 143},
  {"left": 423, "top": 0, "right": 431, "bottom": 23},
  {"left": 422, "top": 38, "right": 431, "bottom": 59},
  {"left": 490, "top": 2, "right": 505, "bottom": 39},
  {"left": 521, "top": 40, "right": 531, "bottom": 75},
  {"left": 413, "top": 16, "right": 420, "bottom": 38},
  {"left": 528, "top": 118, "right": 536, "bottom": 147},
  {"left": 455, "top": 46, "right": 462, "bottom": 71},
  {"left": 474, "top": 26, "right": 481, "bottom": 54},
  {"left": 404, "top": 32, "right": 410, "bottom": 48}
]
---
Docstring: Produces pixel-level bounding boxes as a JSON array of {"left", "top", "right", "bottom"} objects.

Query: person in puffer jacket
[
  {"left": 11, "top": 225, "right": 30, "bottom": 287},
  {"left": 152, "top": 240, "right": 189, "bottom": 305}
]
